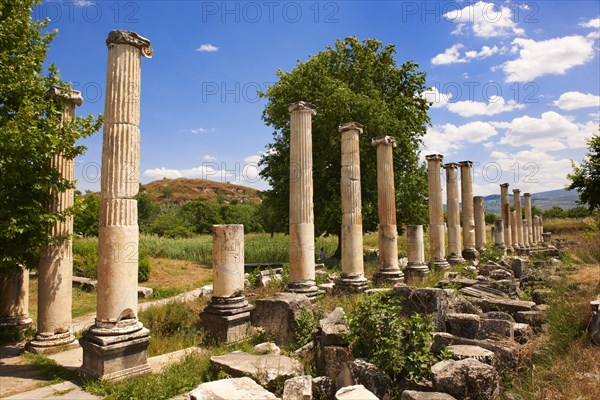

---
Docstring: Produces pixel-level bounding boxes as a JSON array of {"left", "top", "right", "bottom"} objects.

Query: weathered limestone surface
[
  {"left": 337, "top": 122, "right": 368, "bottom": 292},
  {"left": 315, "top": 308, "right": 353, "bottom": 382},
  {"left": 0, "top": 267, "right": 32, "bottom": 332},
  {"left": 533, "top": 216, "right": 542, "bottom": 243},
  {"left": 372, "top": 136, "right": 403, "bottom": 284},
  {"left": 446, "top": 345, "right": 496, "bottom": 366},
  {"left": 444, "top": 163, "right": 464, "bottom": 264},
  {"left": 28, "top": 89, "right": 83, "bottom": 353},
  {"left": 393, "top": 286, "right": 449, "bottom": 332},
  {"left": 474, "top": 196, "right": 486, "bottom": 252},
  {"left": 513, "top": 190, "right": 524, "bottom": 249},
  {"left": 523, "top": 219, "right": 530, "bottom": 249},
  {"left": 401, "top": 390, "right": 457, "bottom": 400},
  {"left": 405, "top": 225, "right": 429, "bottom": 281},
  {"left": 336, "top": 359, "right": 392, "bottom": 400},
  {"left": 288, "top": 101, "right": 318, "bottom": 296},
  {"left": 251, "top": 292, "right": 312, "bottom": 346},
  {"left": 493, "top": 220, "right": 506, "bottom": 251},
  {"left": 459, "top": 161, "right": 477, "bottom": 260},
  {"left": 201, "top": 225, "right": 253, "bottom": 344},
  {"left": 426, "top": 155, "right": 449, "bottom": 269},
  {"left": 189, "top": 377, "right": 279, "bottom": 400},
  {"left": 79, "top": 30, "right": 152, "bottom": 382},
  {"left": 510, "top": 211, "right": 518, "bottom": 251},
  {"left": 335, "top": 385, "right": 378, "bottom": 400},
  {"left": 500, "top": 184, "right": 513, "bottom": 252},
  {"left": 524, "top": 193, "right": 534, "bottom": 245},
  {"left": 431, "top": 359, "right": 499, "bottom": 400}
]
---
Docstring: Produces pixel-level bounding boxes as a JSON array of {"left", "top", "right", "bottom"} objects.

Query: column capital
[
  {"left": 339, "top": 121, "right": 364, "bottom": 134},
  {"left": 288, "top": 101, "right": 317, "bottom": 115},
  {"left": 443, "top": 162, "right": 459, "bottom": 169},
  {"left": 513, "top": 188, "right": 521, "bottom": 194},
  {"left": 106, "top": 30, "right": 153, "bottom": 58},
  {"left": 458, "top": 160, "right": 473, "bottom": 167},
  {"left": 46, "top": 86, "right": 83, "bottom": 106},
  {"left": 524, "top": 192, "right": 531, "bottom": 198},
  {"left": 371, "top": 136, "right": 396, "bottom": 147},
  {"left": 500, "top": 183, "right": 510, "bottom": 188},
  {"left": 425, "top": 153, "right": 443, "bottom": 162}
]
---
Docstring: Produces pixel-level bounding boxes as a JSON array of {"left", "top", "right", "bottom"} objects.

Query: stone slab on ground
[
  {"left": 473, "top": 298, "right": 536, "bottom": 316},
  {"left": 334, "top": 384, "right": 378, "bottom": 400},
  {"left": 3, "top": 381, "right": 100, "bottom": 400},
  {"left": 189, "top": 377, "right": 279, "bottom": 400},
  {"left": 336, "top": 359, "right": 391, "bottom": 400},
  {"left": 392, "top": 286, "right": 449, "bottom": 331},
  {"left": 401, "top": 390, "right": 457, "bottom": 400},
  {"left": 431, "top": 359, "right": 499, "bottom": 400},
  {"left": 210, "top": 351, "right": 303, "bottom": 389},
  {"left": 446, "top": 345, "right": 495, "bottom": 366},
  {"left": 283, "top": 375, "right": 312, "bottom": 400}
]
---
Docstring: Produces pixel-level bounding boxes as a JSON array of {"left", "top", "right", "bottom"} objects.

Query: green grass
[{"left": 22, "top": 352, "right": 79, "bottom": 384}]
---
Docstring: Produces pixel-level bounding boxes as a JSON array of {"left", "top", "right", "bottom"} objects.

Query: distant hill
[
  {"left": 482, "top": 189, "right": 580, "bottom": 215},
  {"left": 142, "top": 178, "right": 262, "bottom": 205}
]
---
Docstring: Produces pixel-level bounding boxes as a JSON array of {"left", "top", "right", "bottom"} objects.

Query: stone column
[
  {"left": 524, "top": 193, "right": 534, "bottom": 245},
  {"left": 513, "top": 189, "right": 524, "bottom": 251},
  {"left": 474, "top": 196, "right": 486, "bottom": 252},
  {"left": 510, "top": 210, "right": 518, "bottom": 250},
  {"left": 459, "top": 161, "right": 478, "bottom": 260},
  {"left": 493, "top": 220, "right": 506, "bottom": 252},
  {"left": 336, "top": 122, "right": 368, "bottom": 292},
  {"left": 372, "top": 136, "right": 403, "bottom": 284},
  {"left": 404, "top": 225, "right": 429, "bottom": 281},
  {"left": 500, "top": 183, "right": 513, "bottom": 252},
  {"left": 523, "top": 219, "right": 530, "bottom": 250},
  {"left": 540, "top": 215, "right": 544, "bottom": 240},
  {"left": 27, "top": 88, "right": 83, "bottom": 354},
  {"left": 533, "top": 215, "right": 541, "bottom": 243},
  {"left": 426, "top": 154, "right": 449, "bottom": 269},
  {"left": 80, "top": 30, "right": 152, "bottom": 382},
  {"left": 444, "top": 163, "right": 465, "bottom": 264},
  {"left": 201, "top": 225, "right": 253, "bottom": 344},
  {"left": 0, "top": 267, "right": 32, "bottom": 334},
  {"left": 287, "top": 101, "right": 318, "bottom": 296}
]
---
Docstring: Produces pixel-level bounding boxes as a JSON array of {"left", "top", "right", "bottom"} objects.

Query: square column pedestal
[{"left": 200, "top": 296, "right": 254, "bottom": 345}]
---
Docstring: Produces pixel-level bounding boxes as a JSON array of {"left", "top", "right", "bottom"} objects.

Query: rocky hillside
[{"left": 142, "top": 178, "right": 261, "bottom": 205}]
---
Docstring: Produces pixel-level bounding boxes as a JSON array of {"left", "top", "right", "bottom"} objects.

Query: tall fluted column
[
  {"left": 287, "top": 101, "right": 318, "bottom": 296},
  {"left": 28, "top": 88, "right": 83, "bottom": 354},
  {"left": 474, "top": 196, "right": 486, "bottom": 252},
  {"left": 523, "top": 219, "right": 530, "bottom": 250},
  {"left": 459, "top": 161, "right": 478, "bottom": 260},
  {"left": 405, "top": 225, "right": 429, "bottom": 281},
  {"left": 0, "top": 267, "right": 32, "bottom": 334},
  {"left": 500, "top": 183, "right": 513, "bottom": 252},
  {"left": 336, "top": 122, "right": 368, "bottom": 292},
  {"left": 513, "top": 189, "right": 524, "bottom": 251},
  {"left": 426, "top": 154, "right": 449, "bottom": 269},
  {"left": 510, "top": 210, "right": 518, "bottom": 250},
  {"left": 444, "top": 163, "right": 465, "bottom": 264},
  {"left": 201, "top": 225, "right": 253, "bottom": 343},
  {"left": 524, "top": 193, "right": 534, "bottom": 245},
  {"left": 80, "top": 30, "right": 152, "bottom": 382},
  {"left": 372, "top": 136, "right": 403, "bottom": 284}
]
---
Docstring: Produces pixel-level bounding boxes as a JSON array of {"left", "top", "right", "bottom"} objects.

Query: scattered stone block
[
  {"left": 445, "top": 313, "right": 480, "bottom": 339},
  {"left": 318, "top": 283, "right": 335, "bottom": 293},
  {"left": 210, "top": 351, "right": 303, "bottom": 390},
  {"left": 251, "top": 292, "right": 313, "bottom": 346},
  {"left": 335, "top": 384, "right": 378, "bottom": 400},
  {"left": 447, "top": 345, "right": 495, "bottom": 366},
  {"left": 509, "top": 257, "right": 528, "bottom": 278},
  {"left": 317, "top": 345, "right": 354, "bottom": 383},
  {"left": 513, "top": 323, "right": 534, "bottom": 344},
  {"left": 392, "top": 286, "right": 449, "bottom": 331},
  {"left": 336, "top": 359, "right": 392, "bottom": 400},
  {"left": 312, "top": 376, "right": 335, "bottom": 400},
  {"left": 401, "top": 390, "right": 457, "bottom": 399},
  {"left": 189, "top": 377, "right": 279, "bottom": 400},
  {"left": 481, "top": 311, "right": 514, "bottom": 322},
  {"left": 515, "top": 310, "right": 546, "bottom": 328},
  {"left": 431, "top": 359, "right": 499, "bottom": 400},
  {"left": 254, "top": 342, "right": 281, "bottom": 355},
  {"left": 489, "top": 269, "right": 513, "bottom": 281},
  {"left": 477, "top": 318, "right": 514, "bottom": 341},
  {"left": 283, "top": 375, "right": 313, "bottom": 400},
  {"left": 475, "top": 298, "right": 536, "bottom": 316},
  {"left": 137, "top": 286, "right": 153, "bottom": 299},
  {"left": 318, "top": 308, "right": 348, "bottom": 346},
  {"left": 72, "top": 276, "right": 97, "bottom": 291},
  {"left": 532, "top": 289, "right": 552, "bottom": 305},
  {"left": 448, "top": 296, "right": 481, "bottom": 315}
]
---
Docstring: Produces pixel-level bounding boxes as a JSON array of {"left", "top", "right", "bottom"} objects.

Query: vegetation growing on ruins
[{"left": 0, "top": 0, "right": 102, "bottom": 274}]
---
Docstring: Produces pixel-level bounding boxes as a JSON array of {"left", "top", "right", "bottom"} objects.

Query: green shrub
[
  {"left": 139, "top": 301, "right": 196, "bottom": 337},
  {"left": 294, "top": 308, "right": 318, "bottom": 349},
  {"left": 73, "top": 237, "right": 98, "bottom": 279},
  {"left": 478, "top": 246, "right": 504, "bottom": 264},
  {"left": 345, "top": 291, "right": 446, "bottom": 383}
]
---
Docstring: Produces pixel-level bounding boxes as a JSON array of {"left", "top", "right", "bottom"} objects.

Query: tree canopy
[
  {"left": 568, "top": 132, "right": 600, "bottom": 213},
  {"left": 258, "top": 37, "right": 430, "bottom": 253},
  {"left": 0, "top": 0, "right": 102, "bottom": 273}
]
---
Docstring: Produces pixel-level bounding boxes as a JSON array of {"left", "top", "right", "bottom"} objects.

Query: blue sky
[{"left": 38, "top": 0, "right": 600, "bottom": 196}]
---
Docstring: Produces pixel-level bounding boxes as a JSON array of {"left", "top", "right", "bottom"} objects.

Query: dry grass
[
  {"left": 542, "top": 217, "right": 592, "bottom": 234},
  {"left": 144, "top": 258, "right": 212, "bottom": 291}
]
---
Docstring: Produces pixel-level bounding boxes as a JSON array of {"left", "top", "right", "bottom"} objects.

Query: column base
[
  {"left": 447, "top": 254, "right": 466, "bottom": 265},
  {"left": 494, "top": 244, "right": 508, "bottom": 256},
  {"left": 476, "top": 246, "right": 486, "bottom": 253},
  {"left": 404, "top": 264, "right": 430, "bottom": 283},
  {"left": 200, "top": 296, "right": 254, "bottom": 345},
  {"left": 0, "top": 315, "right": 33, "bottom": 331},
  {"left": 431, "top": 259, "right": 450, "bottom": 270},
  {"left": 373, "top": 268, "right": 404, "bottom": 285},
  {"left": 79, "top": 321, "right": 151, "bottom": 382},
  {"left": 334, "top": 274, "right": 368, "bottom": 293},
  {"left": 462, "top": 248, "right": 479, "bottom": 261},
  {"left": 26, "top": 331, "right": 77, "bottom": 355},
  {"left": 286, "top": 280, "right": 319, "bottom": 297}
]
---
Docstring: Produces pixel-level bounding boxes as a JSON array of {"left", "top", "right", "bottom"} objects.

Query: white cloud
[
  {"left": 495, "top": 111, "right": 595, "bottom": 151},
  {"left": 447, "top": 96, "right": 525, "bottom": 117},
  {"left": 501, "top": 35, "right": 596, "bottom": 82},
  {"left": 422, "top": 121, "right": 498, "bottom": 155},
  {"left": 443, "top": 1, "right": 524, "bottom": 38},
  {"left": 73, "top": 0, "right": 95, "bottom": 6},
  {"left": 243, "top": 155, "right": 261, "bottom": 164},
  {"left": 580, "top": 17, "right": 600, "bottom": 29},
  {"left": 465, "top": 45, "right": 499, "bottom": 60},
  {"left": 203, "top": 155, "right": 217, "bottom": 161},
  {"left": 181, "top": 127, "right": 209, "bottom": 134},
  {"left": 143, "top": 167, "right": 184, "bottom": 180},
  {"left": 196, "top": 44, "right": 219, "bottom": 52},
  {"left": 421, "top": 87, "right": 452, "bottom": 108},
  {"left": 431, "top": 44, "right": 467, "bottom": 65},
  {"left": 553, "top": 91, "right": 600, "bottom": 110}
]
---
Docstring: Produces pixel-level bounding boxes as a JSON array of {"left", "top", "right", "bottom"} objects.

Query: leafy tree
[
  {"left": 257, "top": 191, "right": 286, "bottom": 237},
  {"left": 259, "top": 37, "right": 430, "bottom": 255},
  {"left": 180, "top": 200, "right": 221, "bottom": 234},
  {"left": 568, "top": 132, "right": 600, "bottom": 212},
  {"left": 484, "top": 212, "right": 497, "bottom": 225},
  {"left": 73, "top": 191, "right": 100, "bottom": 237},
  {"left": 0, "top": 0, "right": 102, "bottom": 274},
  {"left": 136, "top": 185, "right": 158, "bottom": 227},
  {"left": 543, "top": 206, "right": 566, "bottom": 219},
  {"left": 566, "top": 206, "right": 590, "bottom": 219}
]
